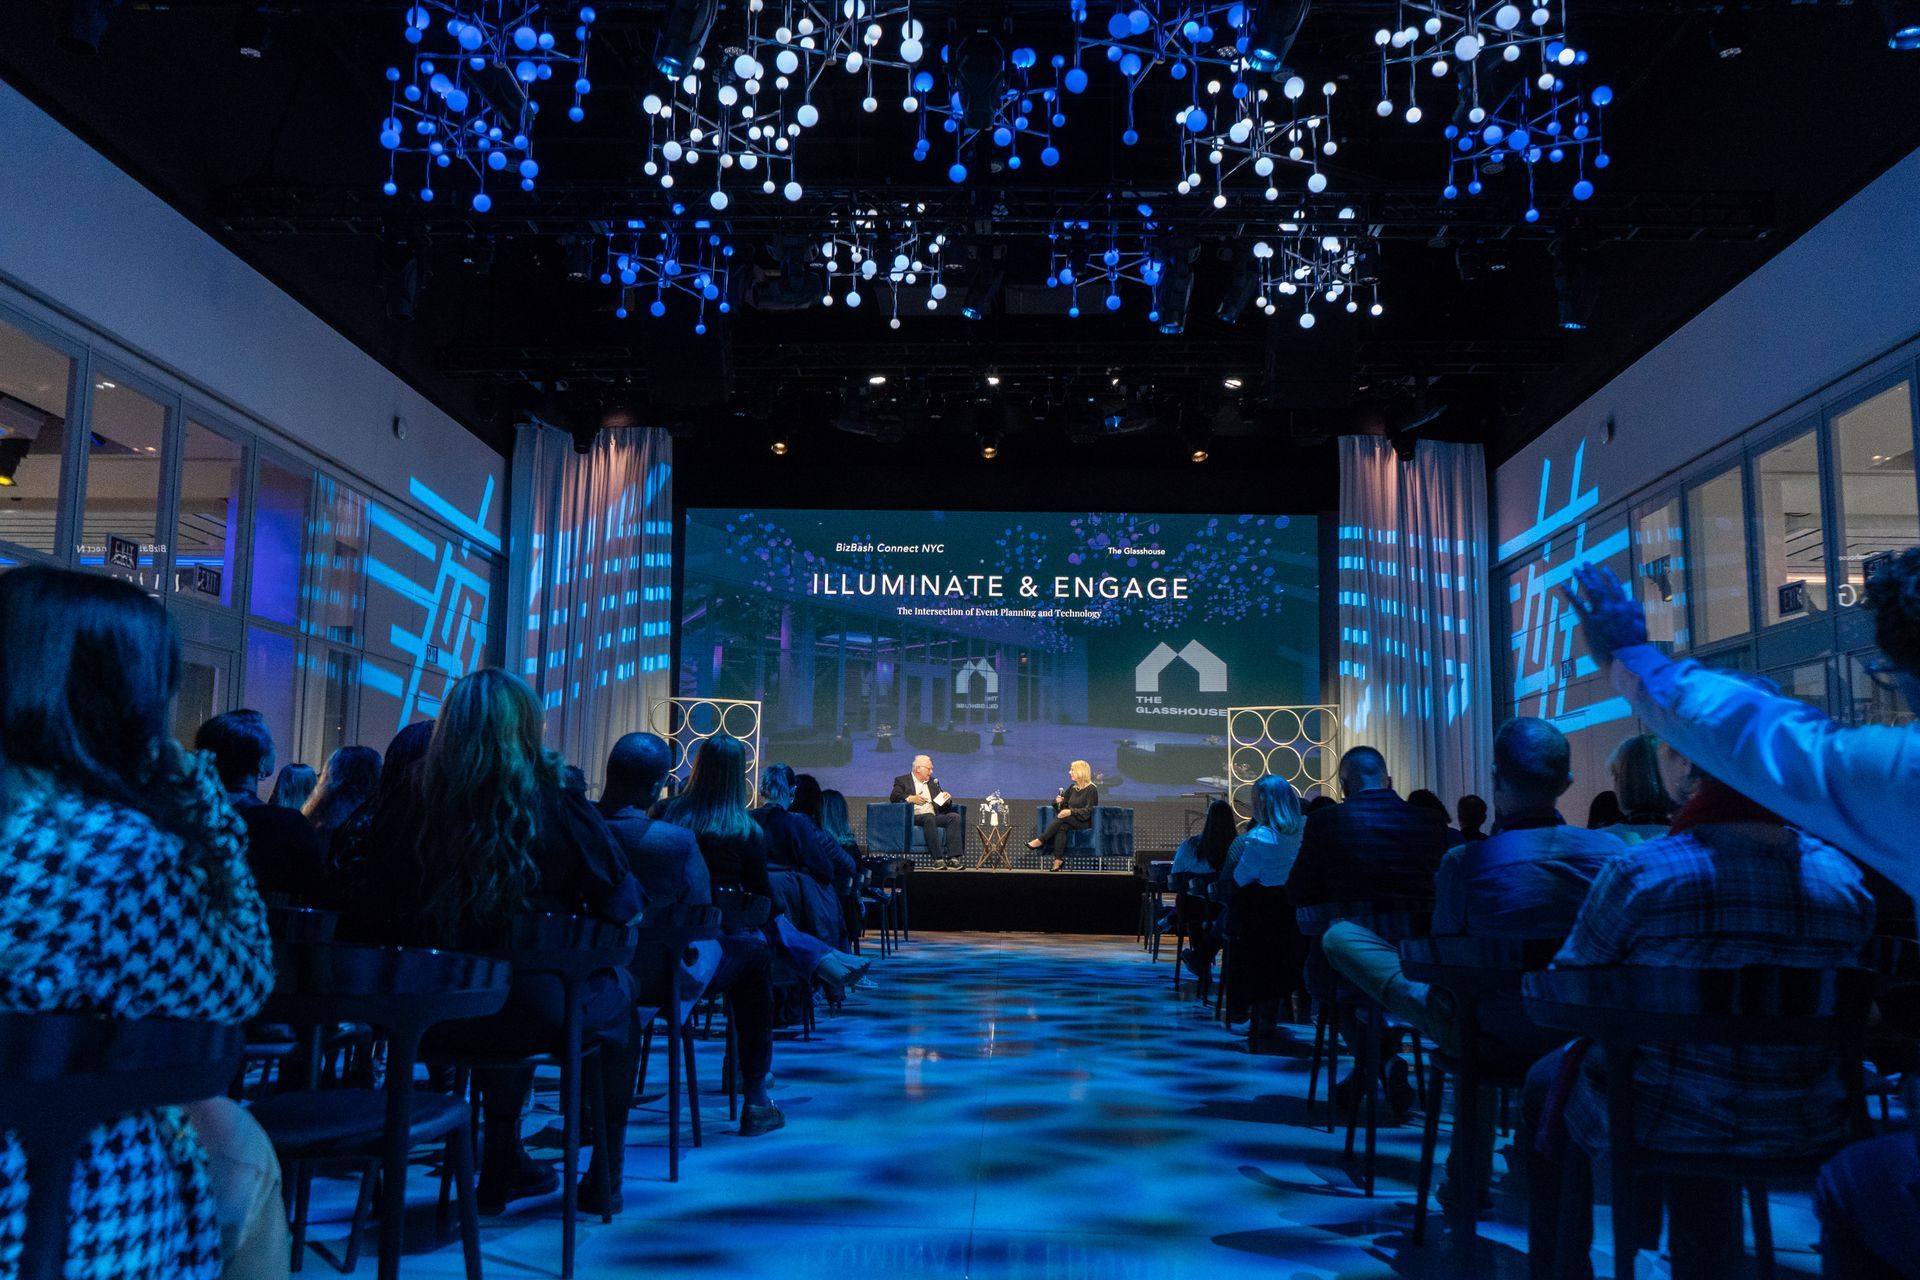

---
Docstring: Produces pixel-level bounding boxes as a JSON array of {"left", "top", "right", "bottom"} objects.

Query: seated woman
[
  {"left": 1171, "top": 799, "right": 1238, "bottom": 980},
  {"left": 303, "top": 744, "right": 382, "bottom": 845},
  {"left": 1219, "top": 775, "right": 1309, "bottom": 1024},
  {"left": 817, "top": 790, "right": 867, "bottom": 937},
  {"left": 367, "top": 668, "right": 644, "bottom": 1215},
  {"left": 267, "top": 762, "right": 317, "bottom": 811},
  {"left": 1028, "top": 759, "right": 1098, "bottom": 872},
  {"left": 0, "top": 566, "right": 286, "bottom": 1280}
]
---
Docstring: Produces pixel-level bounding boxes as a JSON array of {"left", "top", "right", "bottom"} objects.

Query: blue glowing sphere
[
  {"left": 1013, "top": 47, "right": 1036, "bottom": 68},
  {"left": 415, "top": 119, "right": 434, "bottom": 135},
  {"left": 694, "top": 322, "right": 707, "bottom": 335},
  {"left": 1170, "top": 59, "right": 1188, "bottom": 79},
  {"left": 642, "top": 299, "right": 665, "bottom": 318},
  {"left": 380, "top": 129, "right": 401, "bottom": 150},
  {"left": 1443, "top": 183, "right": 1458, "bottom": 199},
  {"left": 948, "top": 162, "right": 968, "bottom": 183},
  {"left": 520, "top": 177, "right": 535, "bottom": 191},
  {"left": 539, "top": 32, "right": 555, "bottom": 50},
  {"left": 1549, "top": 147, "right": 1564, "bottom": 162},
  {"left": 580, "top": 6, "right": 596, "bottom": 21},
  {"left": 446, "top": 89, "right": 470, "bottom": 112},
  {"left": 1120, "top": 51, "right": 1143, "bottom": 76},
  {"left": 1228, "top": 2, "right": 1247, "bottom": 26},
  {"left": 1042, "top": 145, "right": 1061, "bottom": 166},
  {"left": 1053, "top": 54, "right": 1067, "bottom": 68},
  {"left": 1572, "top": 179, "right": 1594, "bottom": 200},
  {"left": 719, "top": 301, "right": 731, "bottom": 313},
  {"left": 1014, "top": 115, "right": 1030, "bottom": 131},
  {"left": 1594, "top": 152, "right": 1610, "bottom": 168},
  {"left": 403, "top": 84, "right": 422, "bottom": 102},
  {"left": 513, "top": 25, "right": 537, "bottom": 51},
  {"left": 914, "top": 142, "right": 931, "bottom": 160},
  {"left": 1047, "top": 274, "right": 1060, "bottom": 288},
  {"left": 1105, "top": 292, "right": 1122, "bottom": 311},
  {"left": 1468, "top": 179, "right": 1483, "bottom": 195},
  {"left": 1184, "top": 107, "right": 1208, "bottom": 132},
  {"left": 1059, "top": 265, "right": 1076, "bottom": 284},
  {"left": 1148, "top": 309, "right": 1161, "bottom": 323},
  {"left": 1103, "top": 247, "right": 1121, "bottom": 267},
  {"left": 487, "top": 151, "right": 508, "bottom": 170},
  {"left": 512, "top": 133, "right": 529, "bottom": 149},
  {"left": 1128, "top": 9, "right": 1152, "bottom": 34},
  {"left": 993, "top": 126, "right": 1013, "bottom": 147},
  {"left": 703, "top": 284, "right": 720, "bottom": 301},
  {"left": 1051, "top": 111, "right": 1066, "bottom": 127},
  {"left": 1510, "top": 128, "right": 1530, "bottom": 150},
  {"left": 458, "top": 24, "right": 483, "bottom": 50},
  {"left": 472, "top": 192, "right": 491, "bottom": 212},
  {"left": 404, "top": 26, "right": 423, "bottom": 45},
  {"left": 1572, "top": 124, "right": 1589, "bottom": 140},
  {"left": 1524, "top": 207, "right": 1540, "bottom": 223},
  {"left": 1122, "top": 127, "right": 1139, "bottom": 145},
  {"left": 1065, "top": 66, "right": 1089, "bottom": 93},
  {"left": 1106, "top": 44, "right": 1122, "bottom": 63},
  {"left": 385, "top": 66, "right": 400, "bottom": 82},
  {"left": 620, "top": 269, "right": 638, "bottom": 285},
  {"left": 1546, "top": 120, "right": 1562, "bottom": 136},
  {"left": 575, "top": 77, "right": 591, "bottom": 95},
  {"left": 382, "top": 180, "right": 398, "bottom": 196},
  {"left": 1233, "top": 81, "right": 1249, "bottom": 98},
  {"left": 420, "top": 186, "right": 435, "bottom": 201},
  {"left": 599, "top": 272, "right": 612, "bottom": 285},
  {"left": 1591, "top": 85, "right": 1614, "bottom": 107},
  {"left": 569, "top": 106, "right": 584, "bottom": 122},
  {"left": 1196, "top": 23, "right": 1214, "bottom": 39},
  {"left": 914, "top": 71, "right": 934, "bottom": 92},
  {"left": 519, "top": 158, "right": 540, "bottom": 178},
  {"left": 516, "top": 60, "right": 538, "bottom": 82},
  {"left": 943, "top": 117, "right": 960, "bottom": 133},
  {"left": 1068, "top": 304, "right": 1081, "bottom": 317},
  {"left": 1107, "top": 12, "right": 1131, "bottom": 39},
  {"left": 1008, "top": 155, "right": 1022, "bottom": 169},
  {"left": 615, "top": 306, "right": 628, "bottom": 319},
  {"left": 1137, "top": 202, "right": 1153, "bottom": 216}
]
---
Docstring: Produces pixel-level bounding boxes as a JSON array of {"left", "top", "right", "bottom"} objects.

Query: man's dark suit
[{"left": 889, "top": 772, "right": 963, "bottom": 862}]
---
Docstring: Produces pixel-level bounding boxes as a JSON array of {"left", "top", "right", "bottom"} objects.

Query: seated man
[
  {"left": 196, "top": 709, "right": 328, "bottom": 905},
  {"left": 1525, "top": 740, "right": 1876, "bottom": 1280},
  {"left": 599, "top": 731, "right": 710, "bottom": 906},
  {"left": 1287, "top": 745, "right": 1451, "bottom": 1115},
  {"left": 890, "top": 753, "right": 963, "bottom": 868},
  {"left": 1324, "top": 718, "right": 1624, "bottom": 1191}
]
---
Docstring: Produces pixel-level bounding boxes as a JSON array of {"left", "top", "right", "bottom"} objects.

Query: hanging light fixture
[{"left": 596, "top": 219, "right": 734, "bottom": 334}]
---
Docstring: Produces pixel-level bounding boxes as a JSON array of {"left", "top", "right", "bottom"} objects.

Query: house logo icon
[
  {"left": 954, "top": 657, "right": 999, "bottom": 695},
  {"left": 1135, "top": 641, "right": 1228, "bottom": 693}
]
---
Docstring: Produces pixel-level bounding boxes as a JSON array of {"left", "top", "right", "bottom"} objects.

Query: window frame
[
  {"left": 171, "top": 404, "right": 255, "bottom": 610},
  {"left": 1823, "top": 369, "right": 1920, "bottom": 611},
  {"left": 0, "top": 301, "right": 89, "bottom": 567},
  {"left": 1681, "top": 456, "right": 1757, "bottom": 652},
  {"left": 74, "top": 358, "right": 182, "bottom": 591},
  {"left": 1745, "top": 412, "right": 1830, "bottom": 637}
]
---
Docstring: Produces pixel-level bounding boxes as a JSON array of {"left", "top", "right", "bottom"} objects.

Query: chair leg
[
  {"left": 586, "top": 1052, "right": 614, "bottom": 1223},
  {"left": 1410, "top": 1031, "right": 1426, "bottom": 1101},
  {"left": 560, "top": 1050, "right": 582, "bottom": 1280},
  {"left": 1306, "top": 1007, "right": 1326, "bottom": 1113},
  {"left": 636, "top": 1022, "right": 652, "bottom": 1100},
  {"left": 666, "top": 1014, "right": 682, "bottom": 1183},
  {"left": 1749, "top": 1184, "right": 1775, "bottom": 1280},
  {"left": 289, "top": 1161, "right": 311, "bottom": 1273},
  {"left": 682, "top": 1022, "right": 704, "bottom": 1148},
  {"left": 1412, "top": 1062, "right": 1444, "bottom": 1246},
  {"left": 448, "top": 1123, "right": 483, "bottom": 1280},
  {"left": 725, "top": 1011, "right": 740, "bottom": 1122},
  {"left": 347, "top": 1160, "right": 377, "bottom": 1274},
  {"left": 1361, "top": 1009, "right": 1382, "bottom": 1196}
]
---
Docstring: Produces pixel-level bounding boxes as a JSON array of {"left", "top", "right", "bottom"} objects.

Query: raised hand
[{"left": 1562, "top": 562, "right": 1649, "bottom": 665}]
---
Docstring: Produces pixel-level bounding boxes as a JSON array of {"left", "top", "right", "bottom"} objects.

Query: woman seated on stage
[{"left": 1028, "top": 759, "right": 1098, "bottom": 872}]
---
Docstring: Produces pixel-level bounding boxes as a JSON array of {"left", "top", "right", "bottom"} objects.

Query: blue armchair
[
  {"left": 865, "top": 802, "right": 970, "bottom": 858},
  {"left": 1031, "top": 805, "right": 1134, "bottom": 870}
]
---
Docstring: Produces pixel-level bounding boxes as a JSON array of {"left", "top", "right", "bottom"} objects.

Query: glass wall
[
  {"left": 1632, "top": 496, "right": 1687, "bottom": 653},
  {"left": 1686, "top": 465, "right": 1752, "bottom": 645},
  {"left": 0, "top": 316, "right": 73, "bottom": 556},
  {"left": 82, "top": 375, "right": 169, "bottom": 590},
  {"left": 1754, "top": 428, "right": 1827, "bottom": 624},
  {"left": 1834, "top": 382, "right": 1919, "bottom": 597},
  {"left": 174, "top": 421, "right": 244, "bottom": 607}
]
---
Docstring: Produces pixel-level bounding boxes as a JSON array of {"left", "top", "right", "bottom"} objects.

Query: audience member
[
  {"left": 1286, "top": 746, "right": 1450, "bottom": 1114},
  {"left": 1223, "top": 776, "right": 1306, "bottom": 890},
  {"left": 197, "top": 709, "right": 328, "bottom": 905},
  {"left": 816, "top": 788, "right": 861, "bottom": 859},
  {"left": 1409, "top": 788, "right": 1465, "bottom": 846},
  {"left": 1599, "top": 732, "right": 1676, "bottom": 843},
  {"left": 1583, "top": 788, "right": 1625, "bottom": 830},
  {"left": 1171, "top": 799, "right": 1236, "bottom": 881},
  {"left": 268, "top": 762, "right": 317, "bottom": 811},
  {"left": 561, "top": 763, "right": 589, "bottom": 796},
  {"left": 1303, "top": 794, "right": 1337, "bottom": 816},
  {"left": 758, "top": 763, "right": 858, "bottom": 948},
  {"left": 1324, "top": 718, "right": 1623, "bottom": 1194},
  {"left": 1815, "top": 1111, "right": 1920, "bottom": 1280},
  {"left": 0, "top": 566, "right": 286, "bottom": 1279},
  {"left": 789, "top": 772, "right": 826, "bottom": 827},
  {"left": 1171, "top": 800, "right": 1237, "bottom": 979},
  {"left": 1456, "top": 794, "right": 1488, "bottom": 842},
  {"left": 1220, "top": 776, "right": 1309, "bottom": 1025},
  {"left": 325, "top": 720, "right": 433, "bottom": 922},
  {"left": 1524, "top": 739, "right": 1875, "bottom": 1280},
  {"left": 1564, "top": 551, "right": 1920, "bottom": 903},
  {"left": 303, "top": 744, "right": 382, "bottom": 843},
  {"left": 370, "top": 669, "right": 643, "bottom": 1214}
]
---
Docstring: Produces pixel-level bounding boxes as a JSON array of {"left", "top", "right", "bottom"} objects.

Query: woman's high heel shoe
[
  {"left": 1026, "top": 838, "right": 1044, "bottom": 850},
  {"left": 1050, "top": 859, "right": 1064, "bottom": 873}
]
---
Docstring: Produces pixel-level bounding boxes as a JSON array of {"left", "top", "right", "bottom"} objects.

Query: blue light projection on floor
[{"left": 284, "top": 932, "right": 1828, "bottom": 1278}]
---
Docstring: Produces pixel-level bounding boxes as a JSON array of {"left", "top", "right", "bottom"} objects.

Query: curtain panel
[
  {"left": 1335, "top": 436, "right": 1494, "bottom": 805},
  {"left": 507, "top": 425, "right": 675, "bottom": 787}
]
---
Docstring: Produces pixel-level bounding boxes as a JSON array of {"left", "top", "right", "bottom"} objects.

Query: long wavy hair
[
  {"left": 818, "top": 789, "right": 856, "bottom": 847},
  {"left": 305, "top": 744, "right": 382, "bottom": 834},
  {"left": 662, "top": 734, "right": 759, "bottom": 844},
  {"left": 417, "top": 669, "right": 561, "bottom": 942},
  {"left": 1196, "top": 799, "right": 1239, "bottom": 870},
  {"left": 269, "top": 764, "right": 317, "bottom": 810},
  {"left": 1250, "top": 773, "right": 1305, "bottom": 837}
]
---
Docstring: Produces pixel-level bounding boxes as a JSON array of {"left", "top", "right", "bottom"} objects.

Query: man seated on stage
[{"left": 890, "top": 754, "right": 963, "bottom": 869}]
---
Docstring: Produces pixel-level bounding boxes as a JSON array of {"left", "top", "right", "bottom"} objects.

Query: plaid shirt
[{"left": 1557, "top": 821, "right": 1875, "bottom": 1158}]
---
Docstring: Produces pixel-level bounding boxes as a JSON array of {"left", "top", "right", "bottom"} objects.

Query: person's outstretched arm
[{"left": 1566, "top": 563, "right": 1920, "bottom": 900}]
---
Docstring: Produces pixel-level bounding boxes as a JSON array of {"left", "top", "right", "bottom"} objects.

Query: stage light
[
  {"left": 1550, "top": 240, "right": 1587, "bottom": 330},
  {"left": 953, "top": 32, "right": 1007, "bottom": 130},
  {"left": 1190, "top": 446, "right": 1210, "bottom": 463},
  {"left": 985, "top": 373, "right": 1001, "bottom": 387},
  {"left": 980, "top": 435, "right": 1000, "bottom": 460},
  {"left": 0, "top": 438, "right": 27, "bottom": 487},
  {"left": 770, "top": 437, "right": 789, "bottom": 456},
  {"left": 234, "top": 7, "right": 272, "bottom": 59},
  {"left": 59, "top": 0, "right": 117, "bottom": 54},
  {"left": 655, "top": 0, "right": 719, "bottom": 77},
  {"left": 1154, "top": 239, "right": 1197, "bottom": 335},
  {"left": 1879, "top": 0, "right": 1920, "bottom": 47},
  {"left": 1223, "top": 377, "right": 1244, "bottom": 390},
  {"left": 1707, "top": 7, "right": 1748, "bottom": 58},
  {"left": 1247, "top": 0, "right": 1313, "bottom": 72},
  {"left": 1215, "top": 246, "right": 1263, "bottom": 324},
  {"left": 961, "top": 243, "right": 1007, "bottom": 320},
  {"left": 868, "top": 374, "right": 889, "bottom": 386}
]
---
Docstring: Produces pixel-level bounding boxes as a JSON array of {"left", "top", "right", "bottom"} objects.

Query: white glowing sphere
[
  {"left": 797, "top": 103, "right": 820, "bottom": 127},
  {"left": 1207, "top": 79, "right": 1223, "bottom": 95},
  {"left": 1213, "top": 193, "right": 1228, "bottom": 209},
  {"left": 1370, "top": 302, "right": 1384, "bottom": 316},
  {"left": 1432, "top": 58, "right": 1451, "bottom": 76},
  {"left": 863, "top": 95, "right": 878, "bottom": 112},
  {"left": 1209, "top": 148, "right": 1225, "bottom": 164},
  {"left": 930, "top": 281, "right": 947, "bottom": 299},
  {"left": 1322, "top": 235, "right": 1341, "bottom": 250},
  {"left": 1469, "top": 106, "right": 1487, "bottom": 123},
  {"left": 661, "top": 173, "right": 675, "bottom": 188},
  {"left": 865, "top": 22, "right": 882, "bottom": 45},
  {"left": 845, "top": 290, "right": 862, "bottom": 307},
  {"left": 1424, "top": 16, "right": 1443, "bottom": 34},
  {"left": 889, "top": 317, "right": 901, "bottom": 330},
  {"left": 1391, "top": 28, "right": 1410, "bottom": 47},
  {"left": 861, "top": 259, "right": 878, "bottom": 279},
  {"left": 1284, "top": 75, "right": 1306, "bottom": 100},
  {"left": 1532, "top": 6, "right": 1551, "bottom": 23},
  {"left": 1177, "top": 180, "right": 1193, "bottom": 195},
  {"left": 776, "top": 49, "right": 800, "bottom": 76},
  {"left": 846, "top": 50, "right": 865, "bottom": 73},
  {"left": 797, "top": 17, "right": 814, "bottom": 35},
  {"left": 1537, "top": 72, "right": 1555, "bottom": 89},
  {"left": 710, "top": 190, "right": 729, "bottom": 210},
  {"left": 1254, "top": 156, "right": 1275, "bottom": 177},
  {"left": 1280, "top": 281, "right": 1297, "bottom": 294},
  {"left": 1346, "top": 300, "right": 1359, "bottom": 313},
  {"left": 731, "top": 53, "right": 755, "bottom": 80},
  {"left": 1375, "top": 27, "right": 1391, "bottom": 45},
  {"left": 1495, "top": 4, "right": 1522, "bottom": 28},
  {"left": 663, "top": 140, "right": 684, "bottom": 161},
  {"left": 1504, "top": 43, "right": 1521, "bottom": 61},
  {"left": 720, "top": 153, "right": 734, "bottom": 168},
  {"left": 688, "top": 126, "right": 705, "bottom": 143},
  {"left": 1264, "top": 186, "right": 1279, "bottom": 200},
  {"left": 1299, "top": 311, "right": 1316, "bottom": 328},
  {"left": 741, "top": 154, "right": 758, "bottom": 170},
  {"left": 762, "top": 179, "right": 776, "bottom": 193},
  {"left": 1230, "top": 119, "right": 1253, "bottom": 143},
  {"left": 1455, "top": 34, "right": 1481, "bottom": 60},
  {"left": 643, "top": 93, "right": 664, "bottom": 115},
  {"left": 776, "top": 25, "right": 792, "bottom": 41},
  {"left": 718, "top": 85, "right": 739, "bottom": 106},
  {"left": 1289, "top": 145, "right": 1304, "bottom": 160},
  {"left": 682, "top": 74, "right": 698, "bottom": 93},
  {"left": 822, "top": 293, "right": 834, "bottom": 306},
  {"left": 1307, "top": 172, "right": 1328, "bottom": 192},
  {"left": 1377, "top": 99, "right": 1394, "bottom": 117},
  {"left": 775, "top": 135, "right": 790, "bottom": 151},
  {"left": 784, "top": 181, "right": 802, "bottom": 201},
  {"left": 644, "top": 160, "right": 659, "bottom": 175},
  {"left": 1405, "top": 105, "right": 1423, "bottom": 123},
  {"left": 1557, "top": 45, "right": 1577, "bottom": 65},
  {"left": 903, "top": 96, "right": 919, "bottom": 112},
  {"left": 1324, "top": 81, "right": 1338, "bottom": 95},
  {"left": 1323, "top": 140, "right": 1338, "bottom": 156},
  {"left": 900, "top": 37, "right": 923, "bottom": 62}
]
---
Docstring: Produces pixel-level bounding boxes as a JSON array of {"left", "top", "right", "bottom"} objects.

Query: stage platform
[{"left": 902, "top": 867, "right": 1142, "bottom": 935}]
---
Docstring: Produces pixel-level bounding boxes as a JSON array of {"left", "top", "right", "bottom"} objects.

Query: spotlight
[
  {"left": 59, "top": 0, "right": 118, "bottom": 54},
  {"left": 868, "top": 374, "right": 888, "bottom": 386},
  {"left": 952, "top": 32, "right": 1007, "bottom": 131},
  {"left": 0, "top": 437, "right": 27, "bottom": 487},
  {"left": 1453, "top": 242, "right": 1486, "bottom": 282},
  {"left": 985, "top": 372, "right": 1002, "bottom": 387},
  {"left": 655, "top": 0, "right": 720, "bottom": 78},
  {"left": 1707, "top": 6, "right": 1748, "bottom": 58},
  {"left": 1215, "top": 246, "right": 1262, "bottom": 324},
  {"left": 561, "top": 235, "right": 594, "bottom": 282},
  {"left": 1550, "top": 240, "right": 1588, "bottom": 331},
  {"left": 770, "top": 437, "right": 790, "bottom": 456},
  {"left": 1190, "top": 446, "right": 1210, "bottom": 464},
  {"left": 980, "top": 435, "right": 1000, "bottom": 460},
  {"left": 961, "top": 243, "right": 1007, "bottom": 320},
  {"left": 1223, "top": 377, "right": 1244, "bottom": 390},
  {"left": 234, "top": 7, "right": 272, "bottom": 59},
  {"left": 1246, "top": 0, "right": 1312, "bottom": 73},
  {"left": 1878, "top": 0, "right": 1920, "bottom": 47},
  {"left": 383, "top": 234, "right": 425, "bottom": 321},
  {"left": 1154, "top": 239, "right": 1197, "bottom": 335}
]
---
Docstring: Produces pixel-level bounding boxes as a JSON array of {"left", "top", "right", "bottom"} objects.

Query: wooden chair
[
  {"left": 629, "top": 902, "right": 724, "bottom": 1182},
  {"left": 0, "top": 1013, "right": 244, "bottom": 1280},
  {"left": 1523, "top": 964, "right": 1875, "bottom": 1280}
]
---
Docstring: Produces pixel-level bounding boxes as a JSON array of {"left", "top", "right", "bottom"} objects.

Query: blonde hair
[
  {"left": 1251, "top": 774, "right": 1304, "bottom": 837},
  {"left": 1069, "top": 760, "right": 1092, "bottom": 786}
]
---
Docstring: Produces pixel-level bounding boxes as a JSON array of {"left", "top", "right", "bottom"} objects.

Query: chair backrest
[
  {"left": 267, "top": 904, "right": 338, "bottom": 944},
  {"left": 1398, "top": 935, "right": 1563, "bottom": 997},
  {"left": 496, "top": 911, "right": 640, "bottom": 983},
  {"left": 265, "top": 943, "right": 511, "bottom": 1052},
  {"left": 1145, "top": 860, "right": 1172, "bottom": 890},
  {"left": 1522, "top": 965, "right": 1875, "bottom": 1046},
  {"left": 0, "top": 1014, "right": 246, "bottom": 1280},
  {"left": 712, "top": 885, "right": 773, "bottom": 930},
  {"left": 1296, "top": 900, "right": 1432, "bottom": 941}
]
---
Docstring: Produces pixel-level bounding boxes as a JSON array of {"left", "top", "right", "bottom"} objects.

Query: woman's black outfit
[
  {"left": 1037, "top": 783, "right": 1098, "bottom": 856},
  {"left": 363, "top": 778, "right": 644, "bottom": 1204}
]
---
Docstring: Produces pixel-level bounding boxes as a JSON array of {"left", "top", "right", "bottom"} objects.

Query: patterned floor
[{"left": 299, "top": 932, "right": 1826, "bottom": 1278}]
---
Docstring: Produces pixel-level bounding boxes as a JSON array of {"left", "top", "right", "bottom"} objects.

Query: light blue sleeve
[{"left": 1612, "top": 644, "right": 1920, "bottom": 901}]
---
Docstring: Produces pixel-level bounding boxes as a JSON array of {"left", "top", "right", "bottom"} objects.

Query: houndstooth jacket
[{"left": 0, "top": 753, "right": 273, "bottom": 1280}]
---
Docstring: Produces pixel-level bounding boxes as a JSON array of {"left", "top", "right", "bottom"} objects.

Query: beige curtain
[
  {"left": 1336, "top": 436, "right": 1494, "bottom": 805},
  {"left": 507, "top": 425, "right": 675, "bottom": 788}
]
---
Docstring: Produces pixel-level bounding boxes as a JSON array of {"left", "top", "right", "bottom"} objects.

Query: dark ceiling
[{"left": 6, "top": 0, "right": 1919, "bottom": 503}]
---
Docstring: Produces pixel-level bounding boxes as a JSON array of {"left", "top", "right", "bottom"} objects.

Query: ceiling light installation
[
  {"left": 1370, "top": 0, "right": 1611, "bottom": 218},
  {"left": 379, "top": 3, "right": 597, "bottom": 212},
  {"left": 1248, "top": 227, "right": 1385, "bottom": 328},
  {"left": 1046, "top": 222, "right": 1174, "bottom": 320},
  {"left": 597, "top": 221, "right": 733, "bottom": 333},
  {"left": 1068, "top": 1, "right": 1338, "bottom": 201},
  {"left": 1878, "top": 0, "right": 1920, "bottom": 48},
  {"left": 816, "top": 205, "right": 952, "bottom": 327},
  {"left": 912, "top": 38, "right": 1075, "bottom": 181},
  {"left": 655, "top": 0, "right": 719, "bottom": 77}
]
